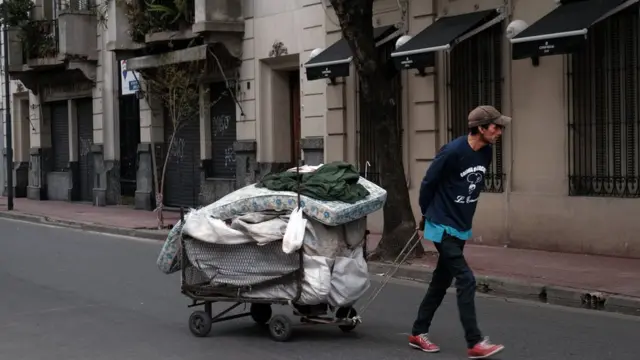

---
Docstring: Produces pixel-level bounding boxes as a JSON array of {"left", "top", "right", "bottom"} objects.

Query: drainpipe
[
  {"left": 503, "top": 0, "right": 515, "bottom": 247},
  {"left": 402, "top": 0, "right": 411, "bottom": 187}
]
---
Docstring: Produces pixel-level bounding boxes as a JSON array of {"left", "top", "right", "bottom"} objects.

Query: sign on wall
[{"left": 120, "top": 60, "right": 141, "bottom": 96}]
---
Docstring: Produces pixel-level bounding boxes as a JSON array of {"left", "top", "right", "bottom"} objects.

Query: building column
[
  {"left": 67, "top": 99, "right": 79, "bottom": 200},
  {"left": 92, "top": 34, "right": 121, "bottom": 206},
  {"left": 12, "top": 94, "right": 31, "bottom": 197},
  {"left": 135, "top": 84, "right": 164, "bottom": 210},
  {"left": 27, "top": 92, "right": 51, "bottom": 200}
]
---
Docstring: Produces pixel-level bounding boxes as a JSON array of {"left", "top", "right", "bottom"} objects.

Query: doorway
[
  {"left": 289, "top": 70, "right": 301, "bottom": 165},
  {"left": 119, "top": 94, "right": 141, "bottom": 203},
  {"left": 76, "top": 98, "right": 94, "bottom": 202}
]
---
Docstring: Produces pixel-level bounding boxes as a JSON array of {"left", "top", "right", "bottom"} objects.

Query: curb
[
  {"left": 367, "top": 262, "right": 640, "bottom": 317},
  {"left": 0, "top": 210, "right": 168, "bottom": 241}
]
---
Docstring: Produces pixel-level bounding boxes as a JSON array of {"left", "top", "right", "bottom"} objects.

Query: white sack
[
  {"left": 241, "top": 254, "right": 334, "bottom": 305},
  {"left": 230, "top": 212, "right": 288, "bottom": 245},
  {"left": 182, "top": 210, "right": 287, "bottom": 246},
  {"left": 344, "top": 217, "right": 367, "bottom": 248},
  {"left": 182, "top": 210, "right": 253, "bottom": 245},
  {"left": 328, "top": 246, "right": 370, "bottom": 307},
  {"left": 303, "top": 218, "right": 347, "bottom": 259}
]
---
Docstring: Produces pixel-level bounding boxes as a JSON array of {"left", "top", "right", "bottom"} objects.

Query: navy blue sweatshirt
[{"left": 418, "top": 135, "right": 493, "bottom": 232}]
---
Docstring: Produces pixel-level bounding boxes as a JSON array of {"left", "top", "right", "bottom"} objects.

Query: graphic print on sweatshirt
[{"left": 454, "top": 165, "right": 487, "bottom": 204}]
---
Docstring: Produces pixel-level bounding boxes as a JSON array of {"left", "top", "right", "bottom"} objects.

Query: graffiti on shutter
[{"left": 210, "top": 81, "right": 237, "bottom": 178}]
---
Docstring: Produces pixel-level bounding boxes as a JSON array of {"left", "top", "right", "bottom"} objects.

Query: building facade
[
  {"left": 308, "top": 0, "right": 640, "bottom": 258},
  {"left": 3, "top": 0, "right": 640, "bottom": 258}
]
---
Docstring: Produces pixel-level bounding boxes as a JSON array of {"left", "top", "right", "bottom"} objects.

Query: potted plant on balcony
[
  {"left": 118, "top": 0, "right": 194, "bottom": 44},
  {"left": 0, "top": 0, "right": 34, "bottom": 65},
  {"left": 0, "top": 0, "right": 33, "bottom": 27}
]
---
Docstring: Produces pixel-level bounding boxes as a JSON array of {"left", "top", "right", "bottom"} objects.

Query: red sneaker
[
  {"left": 408, "top": 334, "right": 440, "bottom": 353},
  {"left": 467, "top": 337, "right": 505, "bottom": 359}
]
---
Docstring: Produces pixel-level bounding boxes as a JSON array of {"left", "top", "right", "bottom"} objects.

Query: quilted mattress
[{"left": 201, "top": 177, "right": 387, "bottom": 226}]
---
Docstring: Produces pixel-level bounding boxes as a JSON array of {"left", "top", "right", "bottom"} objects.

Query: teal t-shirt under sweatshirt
[{"left": 418, "top": 135, "right": 493, "bottom": 242}]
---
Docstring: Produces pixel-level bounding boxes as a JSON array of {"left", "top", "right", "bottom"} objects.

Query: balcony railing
[{"left": 21, "top": 19, "right": 59, "bottom": 61}]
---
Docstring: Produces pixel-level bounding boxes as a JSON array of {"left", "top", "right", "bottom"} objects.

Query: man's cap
[{"left": 468, "top": 105, "right": 512, "bottom": 128}]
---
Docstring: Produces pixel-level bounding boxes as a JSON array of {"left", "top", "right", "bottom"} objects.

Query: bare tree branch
[{"left": 133, "top": 59, "right": 204, "bottom": 228}]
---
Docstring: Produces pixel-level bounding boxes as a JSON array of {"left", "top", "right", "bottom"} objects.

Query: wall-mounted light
[
  {"left": 506, "top": 19, "right": 539, "bottom": 67},
  {"left": 505, "top": 19, "right": 529, "bottom": 40},
  {"left": 309, "top": 48, "right": 324, "bottom": 60},
  {"left": 395, "top": 35, "right": 412, "bottom": 50}
]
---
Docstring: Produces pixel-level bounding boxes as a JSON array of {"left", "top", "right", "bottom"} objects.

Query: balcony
[
  {"left": 8, "top": 14, "right": 97, "bottom": 68},
  {"left": 120, "top": 0, "right": 244, "bottom": 73},
  {"left": 57, "top": 0, "right": 99, "bottom": 61},
  {"left": 192, "top": 0, "right": 244, "bottom": 58},
  {"left": 7, "top": 13, "right": 98, "bottom": 92},
  {"left": 112, "top": 0, "right": 197, "bottom": 46},
  {"left": 193, "top": 0, "right": 243, "bottom": 34},
  {"left": 6, "top": 20, "right": 61, "bottom": 72}
]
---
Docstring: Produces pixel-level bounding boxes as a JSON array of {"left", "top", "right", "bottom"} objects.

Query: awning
[
  {"left": 510, "top": 0, "right": 635, "bottom": 60},
  {"left": 391, "top": 9, "right": 504, "bottom": 70},
  {"left": 304, "top": 25, "right": 398, "bottom": 81}
]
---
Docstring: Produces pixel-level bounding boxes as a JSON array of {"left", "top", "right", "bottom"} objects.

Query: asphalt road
[{"left": 0, "top": 218, "right": 638, "bottom": 360}]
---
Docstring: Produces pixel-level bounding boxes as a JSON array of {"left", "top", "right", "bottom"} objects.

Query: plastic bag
[{"left": 282, "top": 206, "right": 307, "bottom": 254}]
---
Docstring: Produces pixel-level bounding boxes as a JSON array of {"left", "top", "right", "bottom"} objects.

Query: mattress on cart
[
  {"left": 199, "top": 177, "right": 386, "bottom": 227},
  {"left": 183, "top": 236, "right": 300, "bottom": 287}
]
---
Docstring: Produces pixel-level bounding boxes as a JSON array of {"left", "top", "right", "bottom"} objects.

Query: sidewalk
[
  {"left": 0, "top": 197, "right": 179, "bottom": 240},
  {"left": 368, "top": 234, "right": 640, "bottom": 316},
  {"left": 1, "top": 197, "right": 639, "bottom": 316}
]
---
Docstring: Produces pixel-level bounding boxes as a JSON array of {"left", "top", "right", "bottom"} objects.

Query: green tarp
[{"left": 256, "top": 162, "right": 370, "bottom": 204}]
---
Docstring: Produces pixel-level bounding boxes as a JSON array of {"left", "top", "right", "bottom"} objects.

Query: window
[
  {"left": 446, "top": 22, "right": 505, "bottom": 193},
  {"left": 358, "top": 40, "right": 403, "bottom": 186},
  {"left": 568, "top": 6, "right": 640, "bottom": 197}
]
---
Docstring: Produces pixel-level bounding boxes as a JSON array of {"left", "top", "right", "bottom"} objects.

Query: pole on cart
[{"left": 295, "top": 140, "right": 301, "bottom": 206}]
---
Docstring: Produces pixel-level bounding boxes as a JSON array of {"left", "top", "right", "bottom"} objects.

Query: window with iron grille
[
  {"left": 568, "top": 6, "right": 640, "bottom": 197},
  {"left": 446, "top": 23, "right": 505, "bottom": 193},
  {"left": 358, "top": 41, "right": 403, "bottom": 185}
]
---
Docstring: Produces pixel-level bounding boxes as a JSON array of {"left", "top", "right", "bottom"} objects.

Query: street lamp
[{"left": 2, "top": 2, "right": 13, "bottom": 210}]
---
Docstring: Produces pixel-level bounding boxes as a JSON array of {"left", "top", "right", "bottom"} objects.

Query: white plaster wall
[{"left": 237, "top": 0, "right": 327, "bottom": 162}]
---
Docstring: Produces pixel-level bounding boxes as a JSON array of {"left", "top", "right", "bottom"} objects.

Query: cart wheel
[
  {"left": 189, "top": 311, "right": 212, "bottom": 337},
  {"left": 268, "top": 315, "right": 293, "bottom": 342},
  {"left": 250, "top": 303, "right": 272, "bottom": 325},
  {"left": 336, "top": 307, "right": 358, "bottom": 333}
]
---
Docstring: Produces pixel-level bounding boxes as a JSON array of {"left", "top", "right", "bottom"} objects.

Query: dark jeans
[{"left": 411, "top": 234, "right": 483, "bottom": 348}]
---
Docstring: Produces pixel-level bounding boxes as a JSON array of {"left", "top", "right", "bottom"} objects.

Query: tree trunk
[{"left": 330, "top": 0, "right": 423, "bottom": 260}]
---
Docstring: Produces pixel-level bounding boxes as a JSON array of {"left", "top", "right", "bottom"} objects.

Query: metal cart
[{"left": 178, "top": 214, "right": 368, "bottom": 342}]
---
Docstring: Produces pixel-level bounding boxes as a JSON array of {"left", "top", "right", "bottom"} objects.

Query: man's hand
[{"left": 418, "top": 216, "right": 425, "bottom": 231}]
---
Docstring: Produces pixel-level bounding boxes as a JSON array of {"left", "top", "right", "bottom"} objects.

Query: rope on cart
[{"left": 358, "top": 229, "right": 423, "bottom": 316}]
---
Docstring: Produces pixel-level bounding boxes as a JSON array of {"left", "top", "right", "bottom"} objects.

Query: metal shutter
[
  {"left": 50, "top": 101, "right": 69, "bottom": 171},
  {"left": 163, "top": 109, "right": 201, "bottom": 208},
  {"left": 210, "top": 81, "right": 237, "bottom": 178},
  {"left": 76, "top": 98, "right": 94, "bottom": 202}
]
